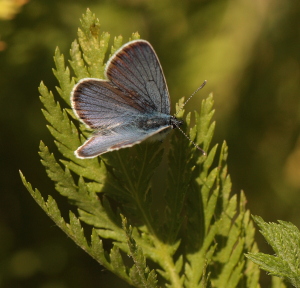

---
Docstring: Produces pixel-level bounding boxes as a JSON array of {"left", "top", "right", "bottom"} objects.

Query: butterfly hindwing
[{"left": 75, "top": 123, "right": 172, "bottom": 158}]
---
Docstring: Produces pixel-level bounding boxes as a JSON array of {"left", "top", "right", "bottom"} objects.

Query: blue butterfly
[{"left": 71, "top": 40, "right": 183, "bottom": 158}]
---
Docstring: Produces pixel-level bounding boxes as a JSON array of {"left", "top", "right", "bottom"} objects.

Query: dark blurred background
[{"left": 1, "top": 0, "right": 299, "bottom": 287}]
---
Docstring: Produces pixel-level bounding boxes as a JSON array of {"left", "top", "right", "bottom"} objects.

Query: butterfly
[{"left": 71, "top": 40, "right": 207, "bottom": 159}]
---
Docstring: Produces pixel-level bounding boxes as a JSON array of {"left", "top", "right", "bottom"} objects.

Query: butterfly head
[{"left": 170, "top": 116, "right": 183, "bottom": 129}]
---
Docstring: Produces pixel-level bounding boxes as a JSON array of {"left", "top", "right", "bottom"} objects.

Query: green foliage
[
  {"left": 247, "top": 216, "right": 300, "bottom": 288},
  {"left": 20, "top": 8, "right": 261, "bottom": 288}
]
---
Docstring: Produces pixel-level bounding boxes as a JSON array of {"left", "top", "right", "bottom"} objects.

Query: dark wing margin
[{"left": 105, "top": 40, "right": 171, "bottom": 114}]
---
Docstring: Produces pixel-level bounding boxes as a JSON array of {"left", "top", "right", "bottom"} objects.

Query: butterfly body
[{"left": 71, "top": 40, "right": 182, "bottom": 158}]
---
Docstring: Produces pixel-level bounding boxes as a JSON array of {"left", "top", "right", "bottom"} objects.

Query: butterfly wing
[
  {"left": 72, "top": 78, "right": 148, "bottom": 130},
  {"left": 106, "top": 40, "right": 171, "bottom": 114},
  {"left": 75, "top": 124, "right": 171, "bottom": 158}
]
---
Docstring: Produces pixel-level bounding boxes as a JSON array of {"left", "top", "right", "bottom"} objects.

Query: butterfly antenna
[
  {"left": 175, "top": 80, "right": 207, "bottom": 116},
  {"left": 173, "top": 80, "right": 207, "bottom": 155},
  {"left": 174, "top": 123, "right": 207, "bottom": 155}
]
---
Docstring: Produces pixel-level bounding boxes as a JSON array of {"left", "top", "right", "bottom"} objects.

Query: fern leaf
[
  {"left": 247, "top": 216, "right": 300, "bottom": 288},
  {"left": 77, "top": 9, "right": 109, "bottom": 78},
  {"left": 52, "top": 47, "right": 75, "bottom": 104},
  {"left": 122, "top": 216, "right": 158, "bottom": 288}
]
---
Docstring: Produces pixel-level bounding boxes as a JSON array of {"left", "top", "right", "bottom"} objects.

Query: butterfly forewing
[
  {"left": 72, "top": 79, "right": 147, "bottom": 129},
  {"left": 106, "top": 40, "right": 171, "bottom": 114}
]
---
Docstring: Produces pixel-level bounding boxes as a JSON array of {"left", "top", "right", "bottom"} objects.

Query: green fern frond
[
  {"left": 122, "top": 216, "right": 158, "bottom": 288},
  {"left": 20, "top": 170, "right": 133, "bottom": 283},
  {"left": 20, "top": 8, "right": 261, "bottom": 288},
  {"left": 247, "top": 216, "right": 300, "bottom": 288}
]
